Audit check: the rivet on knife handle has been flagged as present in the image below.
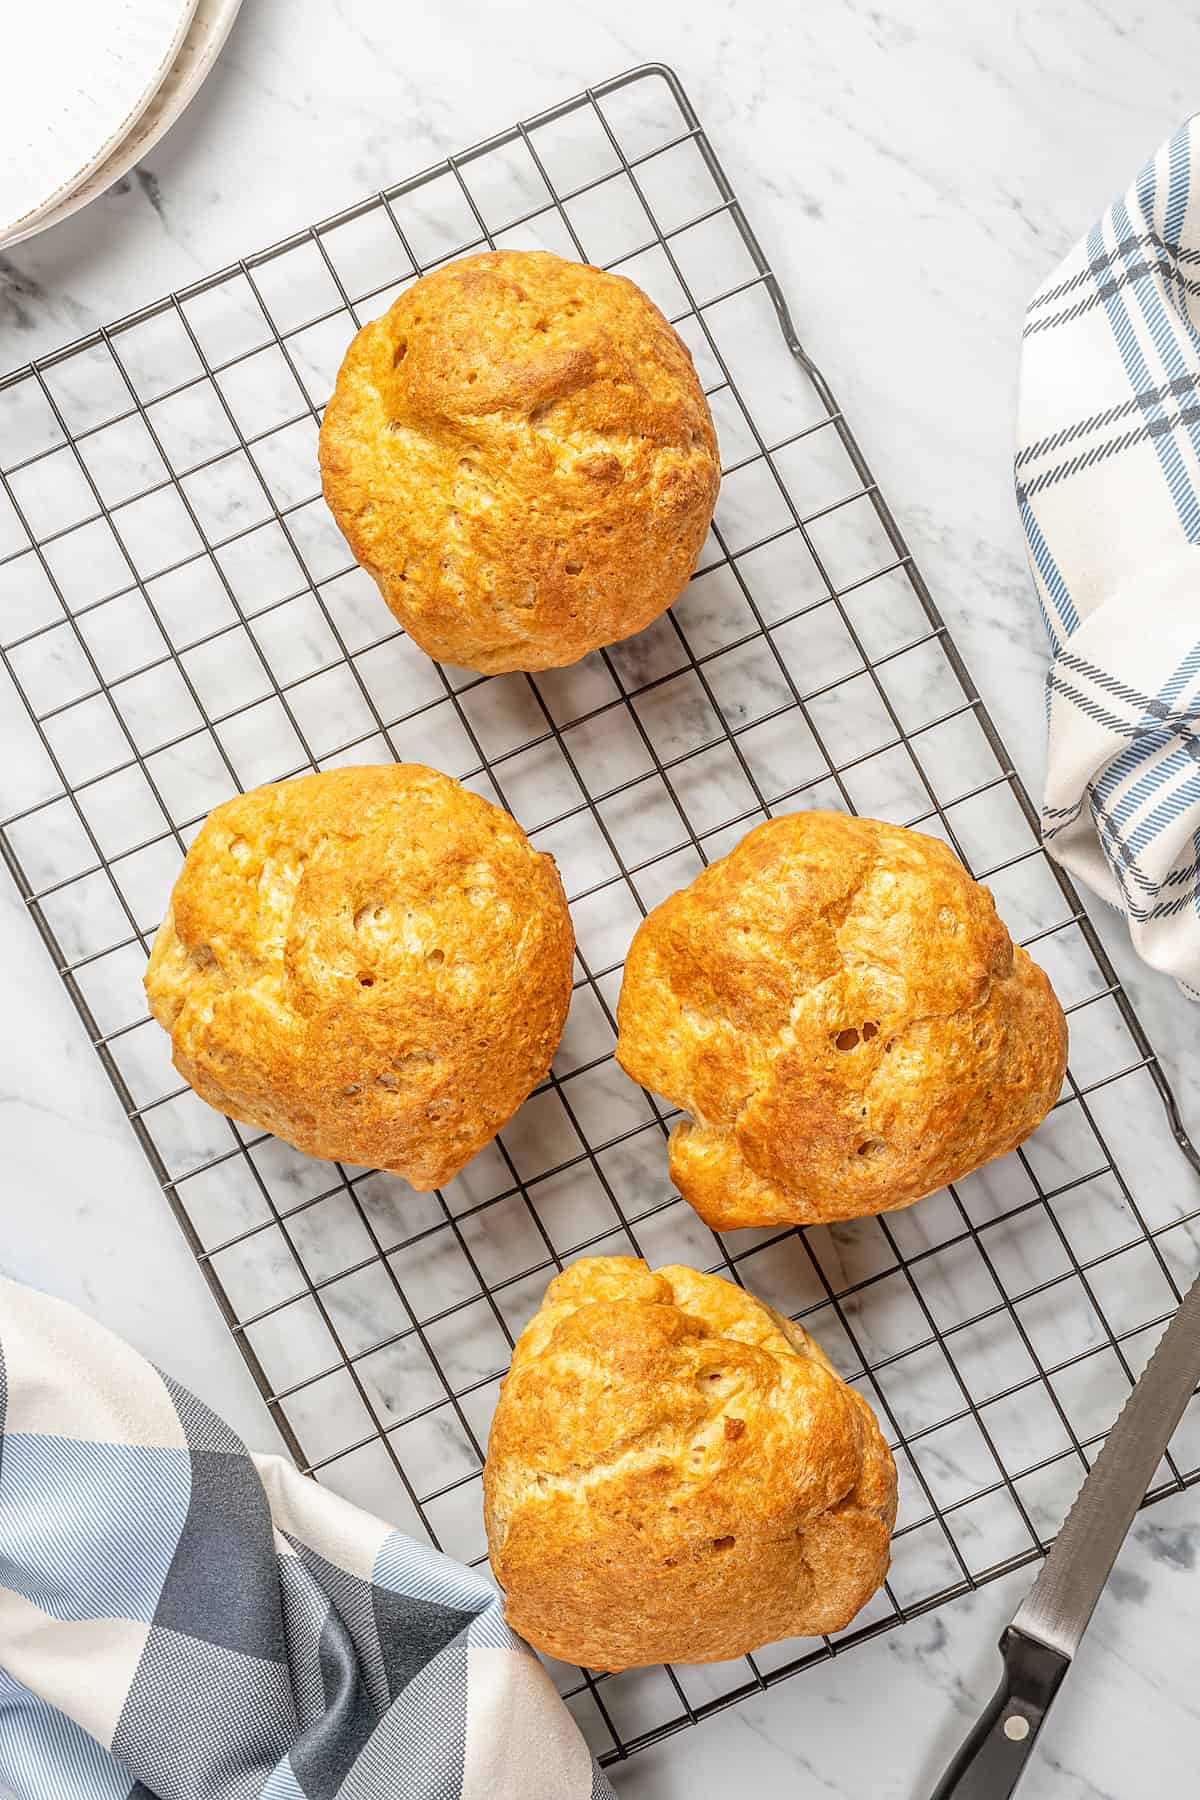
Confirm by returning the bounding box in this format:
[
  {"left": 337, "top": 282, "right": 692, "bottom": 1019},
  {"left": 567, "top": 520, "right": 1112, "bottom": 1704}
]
[{"left": 930, "top": 1628, "right": 1069, "bottom": 1800}]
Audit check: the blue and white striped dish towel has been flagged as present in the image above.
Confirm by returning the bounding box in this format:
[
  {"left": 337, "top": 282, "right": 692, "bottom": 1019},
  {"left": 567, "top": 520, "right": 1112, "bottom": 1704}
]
[
  {"left": 0, "top": 1277, "right": 614, "bottom": 1800},
  {"left": 1017, "top": 117, "right": 1200, "bottom": 998}
]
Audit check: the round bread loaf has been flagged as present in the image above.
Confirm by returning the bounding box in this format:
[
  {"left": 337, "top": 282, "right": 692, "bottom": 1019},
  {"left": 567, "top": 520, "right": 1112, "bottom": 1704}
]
[
  {"left": 483, "top": 1256, "right": 896, "bottom": 1669},
  {"left": 616, "top": 811, "right": 1068, "bottom": 1228},
  {"left": 318, "top": 249, "right": 720, "bottom": 673},
  {"left": 143, "top": 764, "right": 573, "bottom": 1188}
]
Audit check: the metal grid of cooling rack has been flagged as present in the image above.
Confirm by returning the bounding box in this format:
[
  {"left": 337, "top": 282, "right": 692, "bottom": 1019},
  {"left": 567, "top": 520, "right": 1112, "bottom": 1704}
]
[{"left": 2, "top": 61, "right": 1200, "bottom": 1771}]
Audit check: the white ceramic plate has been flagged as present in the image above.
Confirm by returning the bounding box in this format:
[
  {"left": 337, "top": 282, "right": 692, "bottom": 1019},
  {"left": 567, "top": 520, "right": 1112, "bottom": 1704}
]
[
  {"left": 3, "top": 0, "right": 245, "bottom": 249},
  {"left": 2, "top": 0, "right": 200, "bottom": 243}
]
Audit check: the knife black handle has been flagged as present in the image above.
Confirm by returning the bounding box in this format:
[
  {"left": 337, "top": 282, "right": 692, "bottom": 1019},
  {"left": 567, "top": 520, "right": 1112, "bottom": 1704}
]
[{"left": 929, "top": 1626, "right": 1070, "bottom": 1800}]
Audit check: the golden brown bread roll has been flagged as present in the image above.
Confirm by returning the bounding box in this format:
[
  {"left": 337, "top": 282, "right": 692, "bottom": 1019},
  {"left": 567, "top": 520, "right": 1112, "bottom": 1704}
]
[
  {"left": 318, "top": 249, "right": 720, "bottom": 673},
  {"left": 144, "top": 764, "right": 573, "bottom": 1187},
  {"left": 615, "top": 810, "right": 1067, "bottom": 1228},
  {"left": 483, "top": 1256, "right": 896, "bottom": 1669}
]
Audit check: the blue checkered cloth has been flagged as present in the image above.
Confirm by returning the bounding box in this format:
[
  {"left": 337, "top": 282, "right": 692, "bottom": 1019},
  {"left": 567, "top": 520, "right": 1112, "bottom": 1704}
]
[
  {"left": 1017, "top": 117, "right": 1200, "bottom": 997},
  {"left": 0, "top": 1278, "right": 614, "bottom": 1800}
]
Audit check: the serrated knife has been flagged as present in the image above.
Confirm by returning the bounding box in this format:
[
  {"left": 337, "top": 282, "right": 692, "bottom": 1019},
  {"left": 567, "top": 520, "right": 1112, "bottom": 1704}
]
[{"left": 930, "top": 1264, "right": 1200, "bottom": 1799}]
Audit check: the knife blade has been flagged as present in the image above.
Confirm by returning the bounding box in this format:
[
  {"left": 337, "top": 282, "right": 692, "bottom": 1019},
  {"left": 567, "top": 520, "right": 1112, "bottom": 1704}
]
[{"left": 930, "top": 1261, "right": 1200, "bottom": 1800}]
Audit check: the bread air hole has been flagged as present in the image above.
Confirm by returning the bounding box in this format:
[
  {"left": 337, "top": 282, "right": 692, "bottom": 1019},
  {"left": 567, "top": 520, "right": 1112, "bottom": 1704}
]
[
  {"left": 834, "top": 1020, "right": 879, "bottom": 1051},
  {"left": 564, "top": 560, "right": 583, "bottom": 575},
  {"left": 376, "top": 1053, "right": 434, "bottom": 1090},
  {"left": 357, "top": 971, "right": 375, "bottom": 987},
  {"left": 393, "top": 339, "right": 408, "bottom": 365},
  {"left": 857, "top": 1138, "right": 886, "bottom": 1158},
  {"left": 711, "top": 1536, "right": 736, "bottom": 1552},
  {"left": 426, "top": 948, "right": 444, "bottom": 965}
]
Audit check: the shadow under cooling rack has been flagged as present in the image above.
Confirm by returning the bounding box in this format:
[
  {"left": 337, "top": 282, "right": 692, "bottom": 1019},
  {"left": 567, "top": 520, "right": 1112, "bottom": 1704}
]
[{"left": 2, "top": 62, "right": 1200, "bottom": 1768}]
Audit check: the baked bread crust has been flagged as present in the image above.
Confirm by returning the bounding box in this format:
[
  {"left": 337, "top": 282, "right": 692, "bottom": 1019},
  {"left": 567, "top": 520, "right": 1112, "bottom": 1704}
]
[
  {"left": 318, "top": 249, "right": 719, "bottom": 674},
  {"left": 615, "top": 811, "right": 1068, "bottom": 1228},
  {"left": 143, "top": 764, "right": 573, "bottom": 1188},
  {"left": 483, "top": 1256, "right": 896, "bottom": 1669}
]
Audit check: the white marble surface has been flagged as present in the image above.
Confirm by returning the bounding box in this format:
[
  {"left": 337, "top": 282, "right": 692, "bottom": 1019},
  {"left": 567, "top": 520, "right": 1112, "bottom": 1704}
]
[{"left": 3, "top": 2, "right": 1200, "bottom": 1795}]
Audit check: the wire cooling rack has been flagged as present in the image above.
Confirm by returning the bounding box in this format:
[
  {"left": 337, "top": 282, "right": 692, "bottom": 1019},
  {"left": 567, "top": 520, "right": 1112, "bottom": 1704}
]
[{"left": 3, "top": 61, "right": 1200, "bottom": 1771}]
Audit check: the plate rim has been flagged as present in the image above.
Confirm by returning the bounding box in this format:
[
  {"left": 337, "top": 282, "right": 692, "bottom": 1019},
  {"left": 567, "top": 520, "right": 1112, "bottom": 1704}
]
[
  {"left": 0, "top": 0, "right": 244, "bottom": 252},
  {"left": 1, "top": 0, "right": 202, "bottom": 241}
]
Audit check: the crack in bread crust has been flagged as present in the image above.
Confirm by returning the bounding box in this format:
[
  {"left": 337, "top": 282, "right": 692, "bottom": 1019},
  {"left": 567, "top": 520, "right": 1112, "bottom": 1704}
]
[
  {"left": 615, "top": 811, "right": 1068, "bottom": 1227},
  {"left": 482, "top": 1257, "right": 897, "bottom": 1669}
]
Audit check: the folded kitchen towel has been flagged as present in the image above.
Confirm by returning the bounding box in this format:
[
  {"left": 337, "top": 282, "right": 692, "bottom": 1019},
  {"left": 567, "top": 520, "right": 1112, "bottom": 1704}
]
[
  {"left": 0, "top": 1276, "right": 614, "bottom": 1800},
  {"left": 1017, "top": 116, "right": 1200, "bottom": 997}
]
